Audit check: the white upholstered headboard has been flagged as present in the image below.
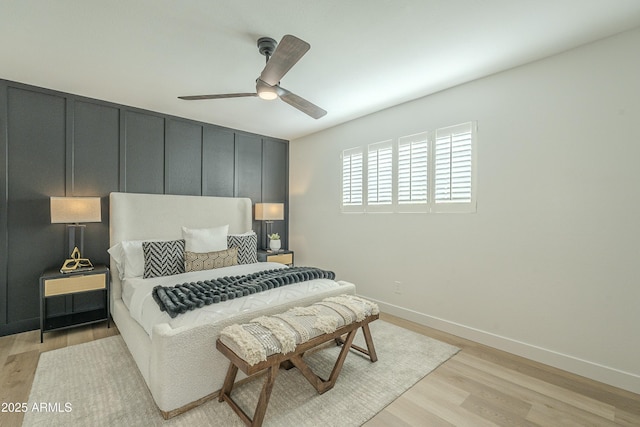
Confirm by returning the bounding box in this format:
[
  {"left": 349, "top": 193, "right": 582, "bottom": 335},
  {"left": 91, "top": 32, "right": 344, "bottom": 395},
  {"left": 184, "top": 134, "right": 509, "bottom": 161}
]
[{"left": 109, "top": 192, "right": 253, "bottom": 300}]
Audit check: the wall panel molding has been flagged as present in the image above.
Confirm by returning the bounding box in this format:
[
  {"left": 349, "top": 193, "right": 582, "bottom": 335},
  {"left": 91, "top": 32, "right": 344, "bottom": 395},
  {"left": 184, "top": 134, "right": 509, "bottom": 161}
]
[
  {"left": 203, "top": 127, "right": 235, "bottom": 197},
  {"left": 7, "top": 86, "right": 66, "bottom": 323},
  {"left": 0, "top": 81, "right": 8, "bottom": 326},
  {"left": 262, "top": 138, "right": 289, "bottom": 248},
  {"left": 0, "top": 78, "right": 288, "bottom": 336},
  {"left": 65, "top": 98, "right": 75, "bottom": 195},
  {"left": 165, "top": 118, "right": 203, "bottom": 196}
]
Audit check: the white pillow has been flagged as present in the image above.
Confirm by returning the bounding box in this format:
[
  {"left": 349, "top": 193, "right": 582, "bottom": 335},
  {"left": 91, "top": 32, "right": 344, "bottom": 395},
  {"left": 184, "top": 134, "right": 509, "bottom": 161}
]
[
  {"left": 182, "top": 225, "right": 229, "bottom": 252},
  {"left": 108, "top": 239, "right": 161, "bottom": 279},
  {"left": 121, "top": 240, "right": 148, "bottom": 278},
  {"left": 107, "top": 243, "right": 125, "bottom": 280}
]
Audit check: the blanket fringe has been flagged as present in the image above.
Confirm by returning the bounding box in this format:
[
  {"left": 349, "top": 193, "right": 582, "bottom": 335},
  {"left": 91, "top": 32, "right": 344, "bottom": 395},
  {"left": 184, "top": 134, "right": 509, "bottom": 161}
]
[{"left": 220, "top": 324, "right": 266, "bottom": 365}]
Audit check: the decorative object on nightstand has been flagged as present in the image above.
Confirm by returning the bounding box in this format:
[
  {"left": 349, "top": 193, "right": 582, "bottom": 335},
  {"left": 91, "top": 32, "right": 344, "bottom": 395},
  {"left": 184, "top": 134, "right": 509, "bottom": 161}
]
[
  {"left": 268, "top": 233, "right": 281, "bottom": 251},
  {"left": 257, "top": 249, "right": 294, "bottom": 266},
  {"left": 254, "top": 202, "right": 284, "bottom": 250},
  {"left": 39, "top": 265, "right": 110, "bottom": 343},
  {"left": 50, "top": 196, "right": 102, "bottom": 273}
]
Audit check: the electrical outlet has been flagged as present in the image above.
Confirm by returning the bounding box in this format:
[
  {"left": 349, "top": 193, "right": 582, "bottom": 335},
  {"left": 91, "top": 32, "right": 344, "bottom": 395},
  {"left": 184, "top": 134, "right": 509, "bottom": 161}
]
[{"left": 393, "top": 281, "right": 402, "bottom": 294}]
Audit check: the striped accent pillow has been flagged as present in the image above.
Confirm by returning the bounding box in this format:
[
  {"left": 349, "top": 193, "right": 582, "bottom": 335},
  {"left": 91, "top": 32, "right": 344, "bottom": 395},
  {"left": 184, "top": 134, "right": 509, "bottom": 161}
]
[
  {"left": 142, "top": 239, "right": 186, "bottom": 279},
  {"left": 227, "top": 231, "right": 257, "bottom": 264}
]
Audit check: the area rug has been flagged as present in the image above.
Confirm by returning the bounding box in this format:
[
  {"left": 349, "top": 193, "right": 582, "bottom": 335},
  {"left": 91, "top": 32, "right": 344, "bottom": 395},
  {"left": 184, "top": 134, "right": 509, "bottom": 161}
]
[{"left": 23, "top": 320, "right": 458, "bottom": 426}]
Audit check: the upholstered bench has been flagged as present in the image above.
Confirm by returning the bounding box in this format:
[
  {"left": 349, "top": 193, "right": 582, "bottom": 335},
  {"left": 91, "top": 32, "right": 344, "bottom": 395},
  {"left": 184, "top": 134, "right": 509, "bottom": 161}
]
[{"left": 216, "top": 294, "right": 379, "bottom": 427}]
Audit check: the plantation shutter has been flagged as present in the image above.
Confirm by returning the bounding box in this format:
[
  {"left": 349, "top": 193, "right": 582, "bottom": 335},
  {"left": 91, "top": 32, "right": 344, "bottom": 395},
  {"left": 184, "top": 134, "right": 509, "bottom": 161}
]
[
  {"left": 342, "top": 148, "right": 363, "bottom": 208},
  {"left": 434, "top": 122, "right": 473, "bottom": 204},
  {"left": 367, "top": 141, "right": 393, "bottom": 206},
  {"left": 398, "top": 132, "right": 428, "bottom": 205}
]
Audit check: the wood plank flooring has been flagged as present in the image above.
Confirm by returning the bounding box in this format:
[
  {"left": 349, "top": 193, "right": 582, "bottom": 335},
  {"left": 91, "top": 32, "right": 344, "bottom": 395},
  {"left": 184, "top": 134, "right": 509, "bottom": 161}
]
[
  {"left": 366, "top": 314, "right": 640, "bottom": 426},
  {"left": 1, "top": 314, "right": 638, "bottom": 426}
]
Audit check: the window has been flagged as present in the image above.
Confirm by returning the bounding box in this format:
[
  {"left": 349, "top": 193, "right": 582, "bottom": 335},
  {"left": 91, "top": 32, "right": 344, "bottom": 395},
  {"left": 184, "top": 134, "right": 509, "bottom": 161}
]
[
  {"left": 367, "top": 141, "right": 393, "bottom": 207},
  {"left": 398, "top": 132, "right": 428, "bottom": 210},
  {"left": 433, "top": 122, "right": 475, "bottom": 212},
  {"left": 341, "top": 147, "right": 363, "bottom": 211},
  {"left": 341, "top": 121, "right": 476, "bottom": 213}
]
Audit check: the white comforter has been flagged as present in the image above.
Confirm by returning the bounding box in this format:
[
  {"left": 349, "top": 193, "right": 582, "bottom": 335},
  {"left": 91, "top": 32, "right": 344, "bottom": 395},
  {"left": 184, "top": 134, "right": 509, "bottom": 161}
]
[{"left": 122, "top": 262, "right": 344, "bottom": 336}]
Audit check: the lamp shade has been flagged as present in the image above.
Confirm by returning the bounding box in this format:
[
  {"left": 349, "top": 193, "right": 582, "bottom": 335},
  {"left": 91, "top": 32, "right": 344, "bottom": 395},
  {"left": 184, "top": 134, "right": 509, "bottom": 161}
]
[
  {"left": 254, "top": 203, "right": 284, "bottom": 221},
  {"left": 50, "top": 197, "right": 102, "bottom": 224}
]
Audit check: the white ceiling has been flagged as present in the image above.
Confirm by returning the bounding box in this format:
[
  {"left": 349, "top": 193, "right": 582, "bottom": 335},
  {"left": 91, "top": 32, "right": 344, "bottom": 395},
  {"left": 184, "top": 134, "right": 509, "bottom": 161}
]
[{"left": 2, "top": 1, "right": 640, "bottom": 140}]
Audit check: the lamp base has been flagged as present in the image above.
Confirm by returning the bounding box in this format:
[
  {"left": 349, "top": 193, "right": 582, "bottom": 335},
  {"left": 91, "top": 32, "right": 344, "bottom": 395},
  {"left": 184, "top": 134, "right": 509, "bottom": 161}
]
[
  {"left": 263, "top": 220, "right": 274, "bottom": 251},
  {"left": 60, "top": 247, "right": 95, "bottom": 274},
  {"left": 67, "top": 224, "right": 87, "bottom": 257}
]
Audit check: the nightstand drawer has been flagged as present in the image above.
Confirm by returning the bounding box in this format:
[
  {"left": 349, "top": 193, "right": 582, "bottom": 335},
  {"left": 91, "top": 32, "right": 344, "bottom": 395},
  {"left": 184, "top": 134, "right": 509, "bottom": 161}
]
[
  {"left": 268, "top": 253, "right": 293, "bottom": 265},
  {"left": 44, "top": 273, "right": 106, "bottom": 296}
]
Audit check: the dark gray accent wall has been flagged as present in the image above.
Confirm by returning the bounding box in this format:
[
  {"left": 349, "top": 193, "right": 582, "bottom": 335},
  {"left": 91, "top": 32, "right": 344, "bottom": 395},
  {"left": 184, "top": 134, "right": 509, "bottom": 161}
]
[
  {"left": 124, "top": 111, "right": 165, "bottom": 194},
  {"left": 73, "top": 100, "right": 120, "bottom": 268},
  {"left": 0, "top": 81, "right": 9, "bottom": 329},
  {"left": 262, "top": 138, "right": 289, "bottom": 246},
  {"left": 7, "top": 88, "right": 66, "bottom": 325},
  {"left": 203, "top": 128, "right": 235, "bottom": 197},
  {"left": 165, "top": 119, "right": 202, "bottom": 196},
  {"left": 0, "top": 79, "right": 289, "bottom": 336}
]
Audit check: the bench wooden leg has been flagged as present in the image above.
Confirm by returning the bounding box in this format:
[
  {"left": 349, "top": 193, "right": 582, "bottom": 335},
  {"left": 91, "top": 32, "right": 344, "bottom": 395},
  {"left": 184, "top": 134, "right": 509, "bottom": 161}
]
[
  {"left": 220, "top": 363, "right": 279, "bottom": 427},
  {"left": 326, "top": 328, "right": 357, "bottom": 390},
  {"left": 335, "top": 324, "right": 378, "bottom": 362},
  {"left": 251, "top": 364, "right": 279, "bottom": 427},
  {"left": 361, "top": 323, "right": 378, "bottom": 362},
  {"left": 291, "top": 328, "right": 358, "bottom": 394},
  {"left": 219, "top": 362, "right": 239, "bottom": 402}
]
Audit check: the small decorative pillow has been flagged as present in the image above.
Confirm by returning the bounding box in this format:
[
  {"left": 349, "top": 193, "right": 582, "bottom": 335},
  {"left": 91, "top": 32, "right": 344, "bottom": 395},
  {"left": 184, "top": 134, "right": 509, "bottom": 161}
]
[
  {"left": 142, "top": 239, "right": 186, "bottom": 279},
  {"left": 182, "top": 225, "right": 229, "bottom": 252},
  {"left": 185, "top": 247, "right": 238, "bottom": 272},
  {"left": 227, "top": 231, "right": 258, "bottom": 264}
]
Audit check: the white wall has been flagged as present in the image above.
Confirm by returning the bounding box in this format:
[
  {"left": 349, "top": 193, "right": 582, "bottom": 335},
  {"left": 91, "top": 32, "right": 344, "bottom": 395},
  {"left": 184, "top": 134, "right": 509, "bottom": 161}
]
[{"left": 290, "top": 27, "right": 640, "bottom": 393}]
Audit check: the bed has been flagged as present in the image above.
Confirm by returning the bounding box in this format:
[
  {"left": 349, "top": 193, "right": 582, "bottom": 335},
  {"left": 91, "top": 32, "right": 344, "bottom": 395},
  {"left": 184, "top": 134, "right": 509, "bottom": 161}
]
[{"left": 108, "top": 192, "right": 356, "bottom": 418}]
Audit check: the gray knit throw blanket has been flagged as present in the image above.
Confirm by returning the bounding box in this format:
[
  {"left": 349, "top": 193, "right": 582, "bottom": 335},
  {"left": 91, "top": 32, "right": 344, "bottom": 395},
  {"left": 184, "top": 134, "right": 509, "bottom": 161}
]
[{"left": 152, "top": 267, "right": 336, "bottom": 318}]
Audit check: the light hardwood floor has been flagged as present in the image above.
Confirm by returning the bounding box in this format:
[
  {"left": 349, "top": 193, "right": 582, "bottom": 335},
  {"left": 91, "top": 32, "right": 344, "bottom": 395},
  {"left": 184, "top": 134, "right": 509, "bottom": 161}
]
[{"left": 1, "top": 314, "right": 638, "bottom": 426}]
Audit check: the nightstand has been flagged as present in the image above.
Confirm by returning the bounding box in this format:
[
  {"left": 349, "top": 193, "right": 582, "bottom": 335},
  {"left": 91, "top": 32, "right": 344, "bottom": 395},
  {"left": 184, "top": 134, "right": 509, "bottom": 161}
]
[
  {"left": 257, "top": 249, "right": 294, "bottom": 266},
  {"left": 39, "top": 265, "right": 110, "bottom": 343}
]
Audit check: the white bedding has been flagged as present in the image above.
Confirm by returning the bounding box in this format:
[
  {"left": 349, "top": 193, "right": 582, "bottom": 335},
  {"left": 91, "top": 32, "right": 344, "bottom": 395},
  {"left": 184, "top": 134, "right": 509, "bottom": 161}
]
[
  {"left": 109, "top": 192, "right": 358, "bottom": 416},
  {"left": 123, "top": 262, "right": 344, "bottom": 336}
]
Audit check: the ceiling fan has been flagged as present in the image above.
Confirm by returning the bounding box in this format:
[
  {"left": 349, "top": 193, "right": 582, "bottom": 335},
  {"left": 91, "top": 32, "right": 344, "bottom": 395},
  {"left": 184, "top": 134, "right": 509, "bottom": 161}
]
[{"left": 178, "top": 35, "right": 327, "bottom": 119}]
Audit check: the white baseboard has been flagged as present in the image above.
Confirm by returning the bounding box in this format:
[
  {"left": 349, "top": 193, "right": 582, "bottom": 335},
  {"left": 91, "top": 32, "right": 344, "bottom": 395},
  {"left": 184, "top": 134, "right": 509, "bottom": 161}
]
[{"left": 364, "top": 296, "right": 640, "bottom": 395}]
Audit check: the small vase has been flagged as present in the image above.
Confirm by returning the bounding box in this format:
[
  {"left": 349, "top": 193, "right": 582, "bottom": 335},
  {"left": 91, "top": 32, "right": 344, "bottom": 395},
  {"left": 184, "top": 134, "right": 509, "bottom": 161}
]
[{"left": 269, "top": 239, "right": 281, "bottom": 251}]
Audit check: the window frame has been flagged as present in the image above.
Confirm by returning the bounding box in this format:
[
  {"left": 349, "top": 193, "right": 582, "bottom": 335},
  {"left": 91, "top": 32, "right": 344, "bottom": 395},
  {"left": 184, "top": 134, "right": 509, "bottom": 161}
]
[
  {"left": 341, "top": 147, "right": 364, "bottom": 213},
  {"left": 431, "top": 122, "right": 477, "bottom": 214},
  {"left": 366, "top": 140, "right": 394, "bottom": 213},
  {"left": 397, "top": 131, "right": 429, "bottom": 213},
  {"left": 340, "top": 121, "right": 477, "bottom": 214}
]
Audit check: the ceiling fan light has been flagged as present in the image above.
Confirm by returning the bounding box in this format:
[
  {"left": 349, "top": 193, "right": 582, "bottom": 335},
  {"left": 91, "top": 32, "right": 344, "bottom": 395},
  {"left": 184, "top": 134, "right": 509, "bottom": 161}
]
[{"left": 257, "top": 86, "right": 278, "bottom": 100}]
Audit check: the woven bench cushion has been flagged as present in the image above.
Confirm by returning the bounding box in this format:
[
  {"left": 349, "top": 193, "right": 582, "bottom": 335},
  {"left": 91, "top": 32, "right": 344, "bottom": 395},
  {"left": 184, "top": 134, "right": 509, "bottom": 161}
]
[{"left": 219, "top": 294, "right": 379, "bottom": 365}]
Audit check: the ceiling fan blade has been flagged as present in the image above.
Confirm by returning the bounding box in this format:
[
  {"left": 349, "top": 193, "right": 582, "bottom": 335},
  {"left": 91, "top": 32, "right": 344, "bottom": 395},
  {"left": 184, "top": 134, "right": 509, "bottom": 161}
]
[
  {"left": 260, "top": 35, "right": 310, "bottom": 86},
  {"left": 178, "top": 93, "right": 257, "bottom": 100},
  {"left": 276, "top": 86, "right": 327, "bottom": 119}
]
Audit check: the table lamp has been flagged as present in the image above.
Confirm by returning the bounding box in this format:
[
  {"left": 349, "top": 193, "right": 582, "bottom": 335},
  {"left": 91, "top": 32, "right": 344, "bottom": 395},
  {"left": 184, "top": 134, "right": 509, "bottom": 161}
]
[
  {"left": 254, "top": 203, "right": 284, "bottom": 250},
  {"left": 50, "top": 196, "right": 101, "bottom": 272}
]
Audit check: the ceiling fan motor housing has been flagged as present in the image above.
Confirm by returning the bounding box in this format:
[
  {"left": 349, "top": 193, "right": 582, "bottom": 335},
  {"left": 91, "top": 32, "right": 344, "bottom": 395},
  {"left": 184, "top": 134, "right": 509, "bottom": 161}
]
[{"left": 257, "top": 37, "right": 277, "bottom": 59}]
